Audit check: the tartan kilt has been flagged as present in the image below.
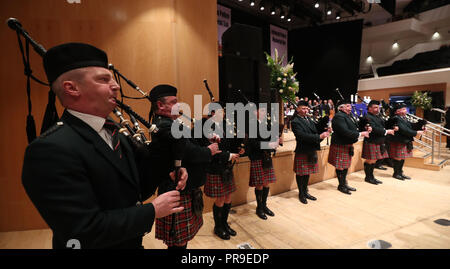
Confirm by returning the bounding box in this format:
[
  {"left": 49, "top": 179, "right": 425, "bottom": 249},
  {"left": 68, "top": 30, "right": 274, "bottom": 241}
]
[
  {"left": 155, "top": 191, "right": 203, "bottom": 247},
  {"left": 362, "top": 142, "right": 389, "bottom": 160},
  {"left": 388, "top": 141, "right": 413, "bottom": 159},
  {"left": 204, "top": 173, "right": 237, "bottom": 198},
  {"left": 327, "top": 144, "right": 353, "bottom": 169},
  {"left": 293, "top": 153, "right": 319, "bottom": 176},
  {"left": 249, "top": 160, "right": 276, "bottom": 187}
]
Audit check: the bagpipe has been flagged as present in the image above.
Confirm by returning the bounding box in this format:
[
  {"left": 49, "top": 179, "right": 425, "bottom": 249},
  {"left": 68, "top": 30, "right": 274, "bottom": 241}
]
[
  {"left": 203, "top": 80, "right": 245, "bottom": 155},
  {"left": 8, "top": 17, "right": 158, "bottom": 148}
]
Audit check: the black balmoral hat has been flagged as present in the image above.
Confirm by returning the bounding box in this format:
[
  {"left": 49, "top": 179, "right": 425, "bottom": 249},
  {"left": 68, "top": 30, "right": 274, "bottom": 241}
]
[
  {"left": 43, "top": 42, "right": 108, "bottom": 84},
  {"left": 149, "top": 84, "right": 177, "bottom": 102}
]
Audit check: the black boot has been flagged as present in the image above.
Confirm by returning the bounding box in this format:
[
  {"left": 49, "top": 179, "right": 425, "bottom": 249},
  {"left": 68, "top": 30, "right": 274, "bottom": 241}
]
[
  {"left": 213, "top": 204, "right": 230, "bottom": 240},
  {"left": 336, "top": 170, "right": 351, "bottom": 195},
  {"left": 296, "top": 176, "right": 307, "bottom": 204},
  {"left": 371, "top": 163, "right": 383, "bottom": 184},
  {"left": 262, "top": 187, "right": 275, "bottom": 217},
  {"left": 343, "top": 169, "right": 356, "bottom": 191},
  {"left": 255, "top": 189, "right": 267, "bottom": 220},
  {"left": 222, "top": 203, "right": 236, "bottom": 236},
  {"left": 364, "top": 163, "right": 378, "bottom": 185},
  {"left": 392, "top": 159, "right": 404, "bottom": 180},
  {"left": 303, "top": 175, "right": 317, "bottom": 201},
  {"left": 375, "top": 159, "right": 387, "bottom": 170},
  {"left": 399, "top": 159, "right": 411, "bottom": 180},
  {"left": 384, "top": 158, "right": 393, "bottom": 168}
]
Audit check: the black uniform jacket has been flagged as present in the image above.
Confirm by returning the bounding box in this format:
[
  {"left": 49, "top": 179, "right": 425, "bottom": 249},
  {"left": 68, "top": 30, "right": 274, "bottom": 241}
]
[
  {"left": 22, "top": 110, "right": 158, "bottom": 249},
  {"left": 204, "top": 119, "right": 233, "bottom": 175},
  {"left": 291, "top": 114, "right": 322, "bottom": 153},
  {"left": 387, "top": 115, "right": 417, "bottom": 144},
  {"left": 152, "top": 115, "right": 211, "bottom": 194},
  {"left": 364, "top": 112, "right": 386, "bottom": 144},
  {"left": 246, "top": 120, "right": 276, "bottom": 161},
  {"left": 331, "top": 111, "right": 359, "bottom": 145}
]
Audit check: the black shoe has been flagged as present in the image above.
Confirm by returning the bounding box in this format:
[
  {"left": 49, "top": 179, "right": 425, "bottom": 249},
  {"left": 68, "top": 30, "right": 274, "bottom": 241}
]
[
  {"left": 374, "top": 165, "right": 387, "bottom": 170},
  {"left": 401, "top": 174, "right": 411, "bottom": 180},
  {"left": 222, "top": 203, "right": 236, "bottom": 236},
  {"left": 256, "top": 206, "right": 267, "bottom": 220},
  {"left": 213, "top": 204, "right": 230, "bottom": 240},
  {"left": 305, "top": 193, "right": 317, "bottom": 201},
  {"left": 393, "top": 173, "right": 404, "bottom": 180},
  {"left": 338, "top": 185, "right": 351, "bottom": 195},
  {"left": 373, "top": 178, "right": 383, "bottom": 184},
  {"left": 365, "top": 178, "right": 378, "bottom": 185},
  {"left": 299, "top": 194, "right": 308, "bottom": 204},
  {"left": 262, "top": 187, "right": 275, "bottom": 217}
]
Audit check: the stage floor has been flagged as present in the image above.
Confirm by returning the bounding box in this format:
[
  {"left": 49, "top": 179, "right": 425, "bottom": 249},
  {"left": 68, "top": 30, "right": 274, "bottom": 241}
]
[{"left": 1, "top": 165, "right": 449, "bottom": 249}]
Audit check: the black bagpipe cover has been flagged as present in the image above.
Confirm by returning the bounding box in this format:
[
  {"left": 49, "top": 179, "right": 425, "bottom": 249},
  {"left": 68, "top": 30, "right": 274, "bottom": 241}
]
[
  {"left": 358, "top": 117, "right": 370, "bottom": 132},
  {"left": 385, "top": 117, "right": 398, "bottom": 129},
  {"left": 411, "top": 119, "right": 427, "bottom": 131},
  {"left": 315, "top": 116, "right": 329, "bottom": 132}
]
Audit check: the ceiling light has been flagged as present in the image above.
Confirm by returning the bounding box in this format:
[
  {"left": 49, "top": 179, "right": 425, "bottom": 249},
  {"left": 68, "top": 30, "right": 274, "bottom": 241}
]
[
  {"left": 432, "top": 31, "right": 440, "bottom": 39},
  {"left": 392, "top": 42, "right": 399, "bottom": 49},
  {"left": 270, "top": 6, "right": 276, "bottom": 15},
  {"left": 336, "top": 13, "right": 341, "bottom": 20},
  {"left": 327, "top": 9, "right": 332, "bottom": 15},
  {"left": 315, "top": 2, "right": 320, "bottom": 8},
  {"left": 366, "top": 56, "right": 373, "bottom": 63},
  {"left": 250, "top": 1, "right": 255, "bottom": 7}
]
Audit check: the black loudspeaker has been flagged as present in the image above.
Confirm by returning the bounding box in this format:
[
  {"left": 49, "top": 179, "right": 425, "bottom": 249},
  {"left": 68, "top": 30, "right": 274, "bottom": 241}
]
[
  {"left": 219, "top": 54, "right": 271, "bottom": 105},
  {"left": 222, "top": 23, "right": 263, "bottom": 61}
]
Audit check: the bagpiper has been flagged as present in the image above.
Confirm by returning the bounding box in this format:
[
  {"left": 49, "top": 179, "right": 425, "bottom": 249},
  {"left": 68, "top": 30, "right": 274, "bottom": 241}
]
[{"left": 328, "top": 99, "right": 371, "bottom": 194}]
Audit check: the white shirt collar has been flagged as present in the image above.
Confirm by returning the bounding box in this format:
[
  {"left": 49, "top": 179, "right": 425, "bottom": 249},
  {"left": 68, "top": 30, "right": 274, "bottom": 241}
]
[{"left": 67, "top": 109, "right": 106, "bottom": 133}]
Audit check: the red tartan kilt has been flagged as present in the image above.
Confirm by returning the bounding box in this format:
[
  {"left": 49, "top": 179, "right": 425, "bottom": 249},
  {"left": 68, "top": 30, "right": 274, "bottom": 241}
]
[
  {"left": 155, "top": 191, "right": 203, "bottom": 247},
  {"left": 249, "top": 160, "right": 276, "bottom": 187},
  {"left": 204, "top": 173, "right": 236, "bottom": 198},
  {"left": 388, "top": 141, "right": 413, "bottom": 159},
  {"left": 293, "top": 153, "right": 318, "bottom": 176},
  {"left": 327, "top": 144, "right": 353, "bottom": 169},
  {"left": 362, "top": 142, "right": 389, "bottom": 160}
]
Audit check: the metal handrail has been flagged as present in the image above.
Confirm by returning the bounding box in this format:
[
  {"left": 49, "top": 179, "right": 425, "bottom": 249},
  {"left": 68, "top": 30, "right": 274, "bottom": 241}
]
[{"left": 405, "top": 113, "right": 450, "bottom": 164}]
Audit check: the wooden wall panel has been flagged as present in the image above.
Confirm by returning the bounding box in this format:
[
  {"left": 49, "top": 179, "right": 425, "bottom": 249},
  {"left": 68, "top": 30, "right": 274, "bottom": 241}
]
[
  {"left": 0, "top": 0, "right": 218, "bottom": 232},
  {"left": 357, "top": 83, "right": 446, "bottom": 104}
]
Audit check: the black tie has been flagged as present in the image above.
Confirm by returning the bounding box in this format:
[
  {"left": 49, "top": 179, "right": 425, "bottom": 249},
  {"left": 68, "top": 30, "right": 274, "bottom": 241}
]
[{"left": 103, "top": 119, "right": 122, "bottom": 158}]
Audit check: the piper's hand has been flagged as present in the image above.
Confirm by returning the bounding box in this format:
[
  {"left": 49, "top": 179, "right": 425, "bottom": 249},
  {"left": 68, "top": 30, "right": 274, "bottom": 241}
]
[
  {"left": 152, "top": 190, "right": 184, "bottom": 218},
  {"left": 208, "top": 143, "right": 222, "bottom": 156},
  {"left": 393, "top": 126, "right": 399, "bottom": 132},
  {"left": 169, "top": 167, "right": 188, "bottom": 191},
  {"left": 268, "top": 140, "right": 280, "bottom": 149},
  {"left": 360, "top": 131, "right": 370, "bottom": 138},
  {"left": 238, "top": 147, "right": 245, "bottom": 155},
  {"left": 208, "top": 133, "right": 221, "bottom": 144},
  {"left": 417, "top": 130, "right": 424, "bottom": 136},
  {"left": 367, "top": 126, "right": 373, "bottom": 133},
  {"left": 386, "top": 129, "right": 395, "bottom": 135},
  {"left": 230, "top": 153, "right": 240, "bottom": 161},
  {"left": 320, "top": 131, "right": 330, "bottom": 139}
]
